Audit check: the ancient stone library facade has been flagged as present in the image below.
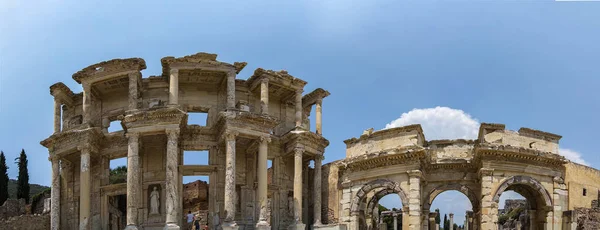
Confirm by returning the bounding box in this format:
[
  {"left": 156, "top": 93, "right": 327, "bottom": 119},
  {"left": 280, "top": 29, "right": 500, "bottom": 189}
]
[{"left": 42, "top": 52, "right": 600, "bottom": 230}]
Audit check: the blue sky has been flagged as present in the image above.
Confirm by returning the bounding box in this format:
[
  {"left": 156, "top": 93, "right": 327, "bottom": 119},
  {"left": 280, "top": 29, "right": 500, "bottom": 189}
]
[{"left": 1, "top": 0, "right": 599, "bottom": 225}]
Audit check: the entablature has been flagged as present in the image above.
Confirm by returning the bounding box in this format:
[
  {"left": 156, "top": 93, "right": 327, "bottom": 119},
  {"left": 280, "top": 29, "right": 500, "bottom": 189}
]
[
  {"left": 281, "top": 130, "right": 330, "bottom": 158},
  {"left": 302, "top": 88, "right": 330, "bottom": 108},
  {"left": 160, "top": 52, "right": 245, "bottom": 78},
  {"left": 474, "top": 143, "right": 567, "bottom": 170},
  {"left": 41, "top": 127, "right": 103, "bottom": 157},
  {"left": 213, "top": 110, "right": 279, "bottom": 141},
  {"left": 121, "top": 107, "right": 187, "bottom": 132},
  {"left": 50, "top": 82, "right": 75, "bottom": 106},
  {"left": 72, "top": 58, "right": 146, "bottom": 84}
]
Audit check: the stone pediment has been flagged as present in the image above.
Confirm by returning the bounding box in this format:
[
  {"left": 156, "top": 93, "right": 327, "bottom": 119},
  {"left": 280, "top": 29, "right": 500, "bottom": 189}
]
[
  {"left": 160, "top": 52, "right": 245, "bottom": 78},
  {"left": 72, "top": 58, "right": 146, "bottom": 84}
]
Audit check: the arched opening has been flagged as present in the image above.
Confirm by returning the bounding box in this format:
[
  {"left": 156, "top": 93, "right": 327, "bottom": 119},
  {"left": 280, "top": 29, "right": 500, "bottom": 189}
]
[
  {"left": 430, "top": 191, "right": 472, "bottom": 230},
  {"left": 493, "top": 176, "right": 553, "bottom": 230},
  {"left": 368, "top": 191, "right": 404, "bottom": 230},
  {"left": 350, "top": 179, "right": 408, "bottom": 230},
  {"left": 423, "top": 184, "right": 480, "bottom": 230}
]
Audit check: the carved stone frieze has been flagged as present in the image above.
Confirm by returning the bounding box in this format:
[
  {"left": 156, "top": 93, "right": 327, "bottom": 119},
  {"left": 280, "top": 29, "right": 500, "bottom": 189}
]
[{"left": 73, "top": 58, "right": 146, "bottom": 84}]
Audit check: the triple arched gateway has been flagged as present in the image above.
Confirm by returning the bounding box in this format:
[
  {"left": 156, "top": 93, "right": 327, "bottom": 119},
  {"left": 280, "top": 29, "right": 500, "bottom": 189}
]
[{"left": 319, "top": 123, "right": 596, "bottom": 230}]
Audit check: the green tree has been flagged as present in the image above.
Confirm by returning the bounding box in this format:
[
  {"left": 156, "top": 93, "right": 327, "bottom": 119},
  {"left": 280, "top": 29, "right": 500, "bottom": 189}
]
[
  {"left": 109, "top": 166, "right": 127, "bottom": 184},
  {"left": 0, "top": 151, "right": 9, "bottom": 205},
  {"left": 435, "top": 209, "right": 441, "bottom": 225},
  {"left": 15, "top": 149, "right": 29, "bottom": 203},
  {"left": 443, "top": 214, "right": 449, "bottom": 230}
]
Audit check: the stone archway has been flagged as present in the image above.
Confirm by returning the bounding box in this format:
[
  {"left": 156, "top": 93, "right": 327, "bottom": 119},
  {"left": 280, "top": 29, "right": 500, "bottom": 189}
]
[
  {"left": 422, "top": 183, "right": 480, "bottom": 230},
  {"left": 350, "top": 179, "right": 408, "bottom": 230},
  {"left": 492, "top": 175, "right": 553, "bottom": 230}
]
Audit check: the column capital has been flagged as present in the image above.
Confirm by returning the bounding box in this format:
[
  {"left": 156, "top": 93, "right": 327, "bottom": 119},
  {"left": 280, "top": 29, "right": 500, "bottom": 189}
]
[
  {"left": 225, "top": 130, "right": 239, "bottom": 140},
  {"left": 77, "top": 143, "right": 97, "bottom": 154},
  {"left": 295, "top": 88, "right": 303, "bottom": 94},
  {"left": 314, "top": 154, "right": 325, "bottom": 161},
  {"left": 260, "top": 77, "right": 269, "bottom": 84},
  {"left": 169, "top": 68, "right": 179, "bottom": 75},
  {"left": 294, "top": 147, "right": 304, "bottom": 156},
  {"left": 165, "top": 128, "right": 180, "bottom": 138},
  {"left": 479, "top": 168, "right": 494, "bottom": 177},
  {"left": 259, "top": 135, "right": 271, "bottom": 144},
  {"left": 407, "top": 169, "right": 423, "bottom": 178},
  {"left": 449, "top": 213, "right": 454, "bottom": 217},
  {"left": 315, "top": 97, "right": 323, "bottom": 104},
  {"left": 126, "top": 132, "right": 140, "bottom": 139},
  {"left": 82, "top": 82, "right": 91, "bottom": 90}
]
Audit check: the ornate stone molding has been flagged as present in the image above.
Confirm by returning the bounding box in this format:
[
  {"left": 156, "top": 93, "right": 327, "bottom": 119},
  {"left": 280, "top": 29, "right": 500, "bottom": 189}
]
[{"left": 73, "top": 58, "right": 146, "bottom": 84}]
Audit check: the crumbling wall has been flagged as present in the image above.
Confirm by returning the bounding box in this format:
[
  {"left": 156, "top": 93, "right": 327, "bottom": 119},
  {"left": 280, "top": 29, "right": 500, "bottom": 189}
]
[
  {"left": 0, "top": 199, "right": 26, "bottom": 220},
  {"left": 574, "top": 208, "right": 600, "bottom": 229},
  {"left": 1, "top": 214, "right": 50, "bottom": 230}
]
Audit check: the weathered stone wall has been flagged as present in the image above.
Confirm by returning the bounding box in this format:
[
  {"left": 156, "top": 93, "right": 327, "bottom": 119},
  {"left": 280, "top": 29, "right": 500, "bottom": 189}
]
[
  {"left": 183, "top": 180, "right": 209, "bottom": 214},
  {"left": 344, "top": 126, "right": 424, "bottom": 158},
  {"left": 565, "top": 162, "right": 600, "bottom": 209},
  {"left": 1, "top": 214, "right": 50, "bottom": 230},
  {"left": 0, "top": 199, "right": 26, "bottom": 220}
]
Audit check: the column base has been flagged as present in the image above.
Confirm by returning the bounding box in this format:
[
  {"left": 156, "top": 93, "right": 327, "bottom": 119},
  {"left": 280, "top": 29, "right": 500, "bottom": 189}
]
[
  {"left": 124, "top": 225, "right": 139, "bottom": 230},
  {"left": 256, "top": 221, "right": 271, "bottom": 230},
  {"left": 163, "top": 223, "right": 180, "bottom": 230},
  {"left": 222, "top": 221, "right": 240, "bottom": 230},
  {"left": 288, "top": 223, "right": 306, "bottom": 230}
]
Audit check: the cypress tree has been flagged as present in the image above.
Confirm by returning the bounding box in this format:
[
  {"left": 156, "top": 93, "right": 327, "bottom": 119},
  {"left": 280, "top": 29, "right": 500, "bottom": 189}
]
[
  {"left": 0, "top": 151, "right": 8, "bottom": 205},
  {"left": 435, "top": 209, "right": 441, "bottom": 225},
  {"left": 443, "top": 214, "right": 449, "bottom": 230},
  {"left": 15, "top": 149, "right": 29, "bottom": 203}
]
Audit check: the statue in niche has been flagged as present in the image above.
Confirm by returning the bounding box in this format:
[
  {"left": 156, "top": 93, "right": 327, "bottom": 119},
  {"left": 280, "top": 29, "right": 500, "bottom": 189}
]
[{"left": 150, "top": 186, "right": 160, "bottom": 215}]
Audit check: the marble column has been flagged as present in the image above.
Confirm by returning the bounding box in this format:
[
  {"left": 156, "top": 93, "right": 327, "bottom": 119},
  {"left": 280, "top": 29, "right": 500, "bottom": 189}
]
[
  {"left": 223, "top": 131, "right": 239, "bottom": 229},
  {"left": 393, "top": 212, "right": 398, "bottom": 230},
  {"left": 290, "top": 148, "right": 305, "bottom": 230},
  {"left": 449, "top": 213, "right": 454, "bottom": 230},
  {"left": 53, "top": 98, "right": 61, "bottom": 133},
  {"left": 428, "top": 212, "right": 436, "bottom": 230},
  {"left": 128, "top": 72, "right": 139, "bottom": 110},
  {"left": 125, "top": 133, "right": 140, "bottom": 230},
  {"left": 408, "top": 170, "right": 422, "bottom": 230},
  {"left": 169, "top": 69, "right": 179, "bottom": 106},
  {"left": 315, "top": 98, "right": 322, "bottom": 135},
  {"left": 294, "top": 89, "right": 303, "bottom": 128},
  {"left": 82, "top": 83, "right": 92, "bottom": 126},
  {"left": 260, "top": 78, "right": 269, "bottom": 115},
  {"left": 313, "top": 154, "right": 323, "bottom": 226},
  {"left": 256, "top": 136, "right": 271, "bottom": 229},
  {"left": 422, "top": 210, "right": 429, "bottom": 230},
  {"left": 227, "top": 71, "right": 236, "bottom": 109},
  {"left": 101, "top": 117, "right": 110, "bottom": 134},
  {"left": 79, "top": 146, "right": 92, "bottom": 230},
  {"left": 165, "top": 129, "right": 181, "bottom": 230},
  {"left": 50, "top": 158, "right": 61, "bottom": 230}
]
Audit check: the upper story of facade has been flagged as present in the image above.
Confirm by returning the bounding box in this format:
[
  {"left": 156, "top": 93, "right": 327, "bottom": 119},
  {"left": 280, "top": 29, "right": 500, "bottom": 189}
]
[
  {"left": 341, "top": 123, "right": 566, "bottom": 172},
  {"left": 43, "top": 52, "right": 330, "bottom": 158}
]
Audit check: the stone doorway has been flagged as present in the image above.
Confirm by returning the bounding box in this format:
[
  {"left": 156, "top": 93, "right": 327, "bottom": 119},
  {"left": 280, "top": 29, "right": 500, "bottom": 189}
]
[{"left": 108, "top": 194, "right": 126, "bottom": 230}]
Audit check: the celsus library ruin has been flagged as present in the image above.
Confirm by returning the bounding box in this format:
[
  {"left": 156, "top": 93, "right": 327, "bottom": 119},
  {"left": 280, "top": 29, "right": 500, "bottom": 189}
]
[{"left": 41, "top": 52, "right": 600, "bottom": 230}]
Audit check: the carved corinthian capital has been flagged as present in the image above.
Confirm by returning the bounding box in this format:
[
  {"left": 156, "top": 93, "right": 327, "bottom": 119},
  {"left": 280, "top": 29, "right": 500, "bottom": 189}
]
[
  {"left": 294, "top": 147, "right": 304, "bottom": 157},
  {"left": 224, "top": 130, "right": 239, "bottom": 141},
  {"left": 165, "top": 128, "right": 180, "bottom": 139},
  {"left": 259, "top": 135, "right": 271, "bottom": 144}
]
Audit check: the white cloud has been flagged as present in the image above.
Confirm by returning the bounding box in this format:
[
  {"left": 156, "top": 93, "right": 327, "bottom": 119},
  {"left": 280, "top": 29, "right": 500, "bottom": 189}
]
[
  {"left": 384, "top": 106, "right": 480, "bottom": 140},
  {"left": 559, "top": 148, "right": 588, "bottom": 166}
]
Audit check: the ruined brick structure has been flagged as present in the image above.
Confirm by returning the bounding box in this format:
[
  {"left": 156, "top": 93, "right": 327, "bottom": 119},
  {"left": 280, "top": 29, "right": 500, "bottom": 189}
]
[{"left": 41, "top": 52, "right": 600, "bottom": 230}]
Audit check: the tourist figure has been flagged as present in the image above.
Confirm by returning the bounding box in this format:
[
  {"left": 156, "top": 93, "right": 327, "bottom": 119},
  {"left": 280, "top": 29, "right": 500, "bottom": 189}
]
[
  {"left": 186, "top": 211, "right": 195, "bottom": 230},
  {"left": 150, "top": 186, "right": 160, "bottom": 214}
]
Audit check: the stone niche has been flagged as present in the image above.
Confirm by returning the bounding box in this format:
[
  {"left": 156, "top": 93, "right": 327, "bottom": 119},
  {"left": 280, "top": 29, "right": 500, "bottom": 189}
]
[{"left": 147, "top": 184, "right": 162, "bottom": 223}]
